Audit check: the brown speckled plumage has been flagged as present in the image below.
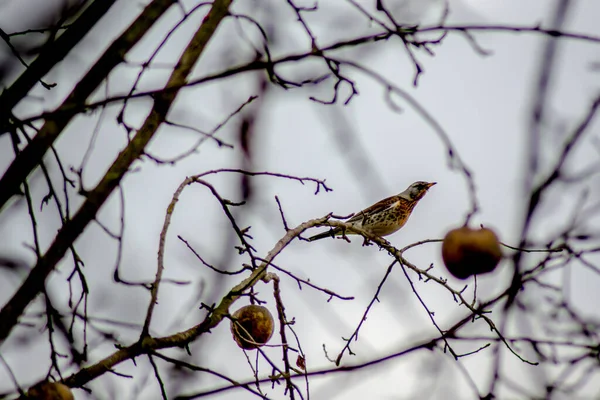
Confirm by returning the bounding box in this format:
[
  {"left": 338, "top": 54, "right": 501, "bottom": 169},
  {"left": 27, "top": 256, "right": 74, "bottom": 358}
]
[{"left": 308, "top": 181, "right": 435, "bottom": 241}]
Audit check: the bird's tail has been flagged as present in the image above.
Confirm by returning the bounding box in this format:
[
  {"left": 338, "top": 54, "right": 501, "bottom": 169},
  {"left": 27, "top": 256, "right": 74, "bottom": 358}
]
[{"left": 308, "top": 229, "right": 340, "bottom": 242}]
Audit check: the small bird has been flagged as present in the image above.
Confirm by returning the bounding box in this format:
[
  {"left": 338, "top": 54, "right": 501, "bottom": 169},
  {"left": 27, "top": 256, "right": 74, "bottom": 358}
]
[{"left": 308, "top": 181, "right": 436, "bottom": 241}]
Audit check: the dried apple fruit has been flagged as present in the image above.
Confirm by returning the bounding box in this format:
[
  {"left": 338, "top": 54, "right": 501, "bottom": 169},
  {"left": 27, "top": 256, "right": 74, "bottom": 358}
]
[
  {"left": 442, "top": 226, "right": 502, "bottom": 279},
  {"left": 230, "top": 305, "right": 274, "bottom": 350},
  {"left": 26, "top": 382, "right": 73, "bottom": 400}
]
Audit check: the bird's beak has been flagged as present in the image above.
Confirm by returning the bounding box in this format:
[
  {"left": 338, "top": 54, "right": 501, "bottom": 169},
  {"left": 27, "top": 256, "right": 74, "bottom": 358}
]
[{"left": 427, "top": 182, "right": 437, "bottom": 188}]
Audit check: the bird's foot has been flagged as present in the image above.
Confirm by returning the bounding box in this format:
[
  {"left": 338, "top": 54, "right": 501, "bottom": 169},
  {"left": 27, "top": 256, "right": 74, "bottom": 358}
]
[{"left": 361, "top": 237, "right": 374, "bottom": 247}]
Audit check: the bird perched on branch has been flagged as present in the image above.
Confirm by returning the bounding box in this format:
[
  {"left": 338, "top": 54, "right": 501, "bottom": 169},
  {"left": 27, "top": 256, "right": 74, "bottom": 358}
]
[{"left": 308, "top": 181, "right": 436, "bottom": 241}]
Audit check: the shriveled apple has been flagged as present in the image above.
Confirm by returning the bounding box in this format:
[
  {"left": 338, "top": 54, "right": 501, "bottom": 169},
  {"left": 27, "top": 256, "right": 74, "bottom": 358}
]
[
  {"left": 441, "top": 226, "right": 503, "bottom": 279},
  {"left": 230, "top": 305, "right": 274, "bottom": 350},
  {"left": 26, "top": 382, "right": 74, "bottom": 400}
]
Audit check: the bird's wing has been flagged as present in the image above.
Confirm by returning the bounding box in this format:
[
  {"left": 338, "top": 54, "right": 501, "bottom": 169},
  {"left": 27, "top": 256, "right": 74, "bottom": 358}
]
[{"left": 346, "top": 195, "right": 399, "bottom": 223}]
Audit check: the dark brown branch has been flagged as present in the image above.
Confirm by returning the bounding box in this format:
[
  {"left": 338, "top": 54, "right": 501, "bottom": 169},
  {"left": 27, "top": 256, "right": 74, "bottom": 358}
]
[
  {"left": 335, "top": 260, "right": 396, "bottom": 365},
  {"left": 256, "top": 257, "right": 354, "bottom": 301},
  {"left": 398, "top": 262, "right": 458, "bottom": 359},
  {"left": 62, "top": 216, "right": 331, "bottom": 388},
  {"left": 178, "top": 272, "right": 532, "bottom": 399},
  {"left": 309, "top": 221, "right": 538, "bottom": 365},
  {"left": 0, "top": 0, "right": 177, "bottom": 212},
  {"left": 0, "top": 0, "right": 118, "bottom": 128},
  {"left": 25, "top": 22, "right": 600, "bottom": 122},
  {"left": 151, "top": 351, "right": 267, "bottom": 398},
  {"left": 195, "top": 169, "right": 332, "bottom": 194},
  {"left": 266, "top": 274, "right": 296, "bottom": 399},
  {"left": 148, "top": 354, "right": 168, "bottom": 400},
  {"left": 178, "top": 235, "right": 248, "bottom": 275},
  {"left": 0, "top": 0, "right": 233, "bottom": 344}
]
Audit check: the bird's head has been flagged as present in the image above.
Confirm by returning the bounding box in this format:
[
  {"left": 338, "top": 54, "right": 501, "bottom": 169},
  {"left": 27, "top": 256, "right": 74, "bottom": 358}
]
[{"left": 400, "top": 181, "right": 436, "bottom": 201}]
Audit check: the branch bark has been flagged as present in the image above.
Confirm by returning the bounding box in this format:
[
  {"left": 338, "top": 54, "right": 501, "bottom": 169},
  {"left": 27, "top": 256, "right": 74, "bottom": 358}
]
[
  {"left": 0, "top": 0, "right": 118, "bottom": 128},
  {"left": 0, "top": 0, "right": 176, "bottom": 211},
  {"left": 0, "top": 0, "right": 234, "bottom": 345},
  {"left": 63, "top": 216, "right": 329, "bottom": 388}
]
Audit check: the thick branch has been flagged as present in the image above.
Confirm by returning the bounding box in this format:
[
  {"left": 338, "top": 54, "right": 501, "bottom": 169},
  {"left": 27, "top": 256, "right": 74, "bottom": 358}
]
[
  {"left": 0, "top": 0, "right": 176, "bottom": 212},
  {"left": 63, "top": 216, "right": 330, "bottom": 387},
  {"left": 19, "top": 22, "right": 600, "bottom": 122},
  {"left": 0, "top": 0, "right": 118, "bottom": 127},
  {"left": 0, "top": 0, "right": 233, "bottom": 344}
]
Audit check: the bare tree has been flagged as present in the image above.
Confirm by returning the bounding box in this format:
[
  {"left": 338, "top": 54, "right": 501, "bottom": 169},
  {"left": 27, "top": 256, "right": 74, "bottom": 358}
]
[{"left": 1, "top": 0, "right": 600, "bottom": 399}]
